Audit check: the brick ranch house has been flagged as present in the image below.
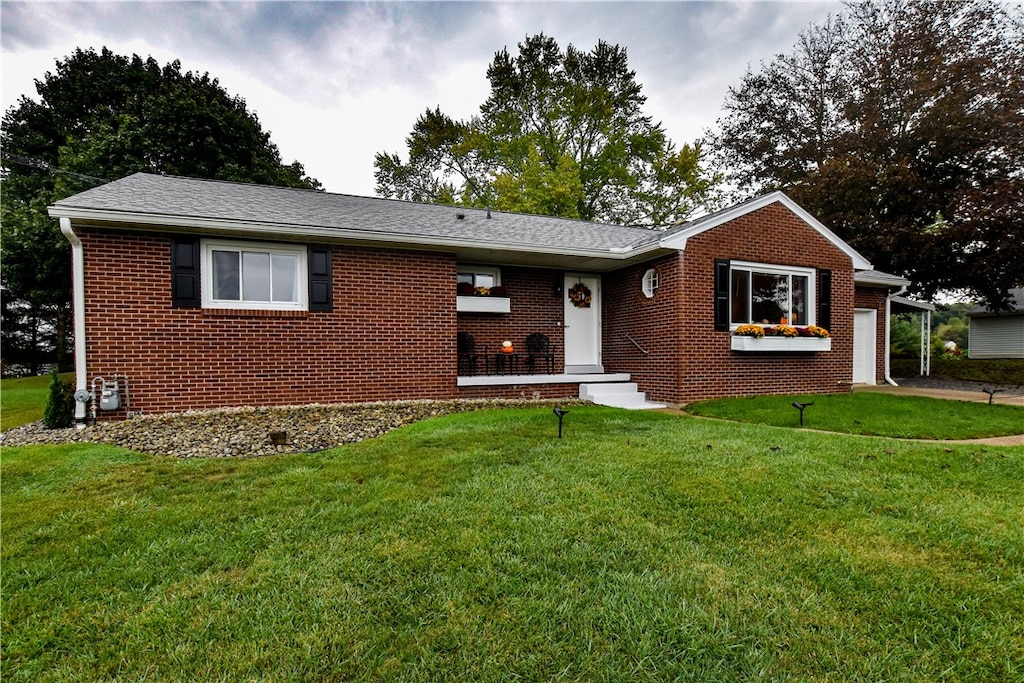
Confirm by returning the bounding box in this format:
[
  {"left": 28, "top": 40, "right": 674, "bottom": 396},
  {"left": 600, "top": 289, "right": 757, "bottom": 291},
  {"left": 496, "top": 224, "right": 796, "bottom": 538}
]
[{"left": 50, "top": 173, "right": 913, "bottom": 422}]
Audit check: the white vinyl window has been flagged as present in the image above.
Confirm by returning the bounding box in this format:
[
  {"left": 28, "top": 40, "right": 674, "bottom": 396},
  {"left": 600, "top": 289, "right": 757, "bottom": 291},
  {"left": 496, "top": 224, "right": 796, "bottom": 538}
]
[
  {"left": 202, "top": 240, "right": 307, "bottom": 310},
  {"left": 457, "top": 266, "right": 501, "bottom": 290},
  {"left": 730, "top": 261, "right": 815, "bottom": 327}
]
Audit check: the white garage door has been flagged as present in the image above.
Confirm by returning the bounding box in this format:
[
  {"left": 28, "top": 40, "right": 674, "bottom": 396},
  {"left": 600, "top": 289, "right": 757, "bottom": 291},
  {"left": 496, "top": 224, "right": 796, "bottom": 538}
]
[{"left": 853, "top": 309, "right": 877, "bottom": 384}]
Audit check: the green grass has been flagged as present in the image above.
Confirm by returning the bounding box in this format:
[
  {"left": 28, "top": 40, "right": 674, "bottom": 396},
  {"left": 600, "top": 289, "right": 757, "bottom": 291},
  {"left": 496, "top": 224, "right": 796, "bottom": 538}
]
[
  {"left": 686, "top": 392, "right": 1024, "bottom": 439},
  {"left": 0, "top": 373, "right": 73, "bottom": 431},
  {"left": 3, "top": 407, "right": 1022, "bottom": 681}
]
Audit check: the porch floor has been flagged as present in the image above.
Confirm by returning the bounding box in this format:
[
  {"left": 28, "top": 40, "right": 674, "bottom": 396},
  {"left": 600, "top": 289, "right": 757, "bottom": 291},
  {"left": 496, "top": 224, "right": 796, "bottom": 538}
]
[{"left": 456, "top": 372, "right": 630, "bottom": 387}]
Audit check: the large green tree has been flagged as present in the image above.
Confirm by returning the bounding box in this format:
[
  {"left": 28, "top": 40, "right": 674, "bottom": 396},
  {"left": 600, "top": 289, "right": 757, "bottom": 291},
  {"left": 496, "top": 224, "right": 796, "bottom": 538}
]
[
  {"left": 375, "top": 34, "right": 716, "bottom": 227},
  {"left": 708, "top": 0, "right": 1024, "bottom": 310},
  {"left": 1, "top": 47, "right": 321, "bottom": 374}
]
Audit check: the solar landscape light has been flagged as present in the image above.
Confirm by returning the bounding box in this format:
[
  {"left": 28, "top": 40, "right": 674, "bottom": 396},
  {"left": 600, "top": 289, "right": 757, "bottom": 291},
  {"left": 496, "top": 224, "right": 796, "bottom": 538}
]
[
  {"left": 982, "top": 388, "right": 1003, "bottom": 405},
  {"left": 791, "top": 401, "right": 813, "bottom": 426},
  {"left": 553, "top": 407, "right": 569, "bottom": 438}
]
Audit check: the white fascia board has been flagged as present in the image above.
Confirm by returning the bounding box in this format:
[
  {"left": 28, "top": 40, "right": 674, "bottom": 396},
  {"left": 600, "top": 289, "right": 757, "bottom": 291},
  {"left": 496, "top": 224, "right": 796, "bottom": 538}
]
[
  {"left": 48, "top": 206, "right": 654, "bottom": 263},
  {"left": 659, "top": 192, "right": 873, "bottom": 270}
]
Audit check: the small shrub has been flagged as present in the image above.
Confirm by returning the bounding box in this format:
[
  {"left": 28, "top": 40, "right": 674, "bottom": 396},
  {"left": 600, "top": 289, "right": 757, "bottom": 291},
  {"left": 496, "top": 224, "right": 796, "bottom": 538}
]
[{"left": 42, "top": 368, "right": 75, "bottom": 429}]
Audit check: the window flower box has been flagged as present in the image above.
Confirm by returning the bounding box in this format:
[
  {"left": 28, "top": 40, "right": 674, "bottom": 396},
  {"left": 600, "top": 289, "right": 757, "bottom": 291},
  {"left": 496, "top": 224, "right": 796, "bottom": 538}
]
[
  {"left": 731, "top": 336, "right": 831, "bottom": 352},
  {"left": 731, "top": 324, "right": 831, "bottom": 351},
  {"left": 457, "top": 296, "right": 510, "bottom": 314}
]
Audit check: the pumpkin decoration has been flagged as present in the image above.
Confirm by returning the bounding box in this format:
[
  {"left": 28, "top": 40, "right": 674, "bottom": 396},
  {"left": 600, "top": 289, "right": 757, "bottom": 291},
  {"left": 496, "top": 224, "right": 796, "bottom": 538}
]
[
  {"left": 568, "top": 282, "right": 592, "bottom": 308},
  {"left": 501, "top": 340, "right": 515, "bottom": 353}
]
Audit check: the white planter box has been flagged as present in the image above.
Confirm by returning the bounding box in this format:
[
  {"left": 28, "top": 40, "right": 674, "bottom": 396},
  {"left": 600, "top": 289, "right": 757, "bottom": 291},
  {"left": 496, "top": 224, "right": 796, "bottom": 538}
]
[
  {"left": 457, "top": 296, "right": 510, "bottom": 314},
  {"left": 731, "top": 336, "right": 831, "bottom": 352}
]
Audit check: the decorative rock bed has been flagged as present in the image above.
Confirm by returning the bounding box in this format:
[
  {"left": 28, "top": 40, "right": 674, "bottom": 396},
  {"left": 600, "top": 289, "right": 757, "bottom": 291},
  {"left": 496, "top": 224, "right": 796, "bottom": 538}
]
[{"left": 0, "top": 399, "right": 583, "bottom": 458}]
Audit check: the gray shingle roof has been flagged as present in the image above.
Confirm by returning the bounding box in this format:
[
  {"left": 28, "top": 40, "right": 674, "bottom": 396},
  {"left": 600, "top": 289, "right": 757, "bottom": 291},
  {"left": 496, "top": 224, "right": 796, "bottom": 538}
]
[
  {"left": 51, "top": 172, "right": 663, "bottom": 254},
  {"left": 968, "top": 288, "right": 1024, "bottom": 315}
]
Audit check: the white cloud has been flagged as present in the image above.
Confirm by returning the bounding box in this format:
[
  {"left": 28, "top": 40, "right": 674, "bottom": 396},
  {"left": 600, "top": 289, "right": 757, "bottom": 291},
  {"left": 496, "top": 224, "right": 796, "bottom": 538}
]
[{"left": 1, "top": 1, "right": 840, "bottom": 194}]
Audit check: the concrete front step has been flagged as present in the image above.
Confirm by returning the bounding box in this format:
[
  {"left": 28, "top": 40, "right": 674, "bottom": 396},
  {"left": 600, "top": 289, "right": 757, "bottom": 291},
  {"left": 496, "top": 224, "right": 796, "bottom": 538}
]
[{"left": 579, "top": 382, "right": 667, "bottom": 410}]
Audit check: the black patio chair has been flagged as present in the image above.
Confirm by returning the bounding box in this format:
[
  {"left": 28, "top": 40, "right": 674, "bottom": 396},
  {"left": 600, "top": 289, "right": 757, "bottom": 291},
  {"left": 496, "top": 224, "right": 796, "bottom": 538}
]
[
  {"left": 457, "top": 331, "right": 481, "bottom": 376},
  {"left": 525, "top": 332, "right": 555, "bottom": 374}
]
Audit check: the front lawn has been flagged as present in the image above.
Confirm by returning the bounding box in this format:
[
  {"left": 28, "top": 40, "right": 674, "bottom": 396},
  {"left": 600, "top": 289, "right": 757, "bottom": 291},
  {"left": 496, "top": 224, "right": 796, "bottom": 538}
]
[
  {"left": 686, "top": 392, "right": 1024, "bottom": 439},
  {"left": 3, "top": 407, "right": 1022, "bottom": 681}
]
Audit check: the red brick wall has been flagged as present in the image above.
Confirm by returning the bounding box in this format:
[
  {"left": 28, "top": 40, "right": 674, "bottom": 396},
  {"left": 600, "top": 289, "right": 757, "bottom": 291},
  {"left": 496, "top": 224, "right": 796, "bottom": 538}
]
[
  {"left": 79, "top": 228, "right": 457, "bottom": 417},
  {"left": 603, "top": 253, "right": 683, "bottom": 403},
  {"left": 457, "top": 267, "right": 565, "bottom": 372},
  {"left": 855, "top": 287, "right": 889, "bottom": 384},
  {"left": 605, "top": 203, "right": 856, "bottom": 404}
]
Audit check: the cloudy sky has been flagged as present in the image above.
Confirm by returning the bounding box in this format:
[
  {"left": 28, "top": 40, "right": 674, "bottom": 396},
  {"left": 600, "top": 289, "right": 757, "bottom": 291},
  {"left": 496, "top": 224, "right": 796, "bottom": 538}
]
[{"left": 1, "top": 1, "right": 840, "bottom": 195}]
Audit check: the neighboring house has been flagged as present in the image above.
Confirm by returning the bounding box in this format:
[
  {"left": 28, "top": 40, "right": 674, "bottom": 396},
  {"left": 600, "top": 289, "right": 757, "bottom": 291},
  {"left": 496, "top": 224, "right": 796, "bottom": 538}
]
[
  {"left": 49, "top": 173, "right": 908, "bottom": 422},
  {"left": 968, "top": 289, "right": 1024, "bottom": 359}
]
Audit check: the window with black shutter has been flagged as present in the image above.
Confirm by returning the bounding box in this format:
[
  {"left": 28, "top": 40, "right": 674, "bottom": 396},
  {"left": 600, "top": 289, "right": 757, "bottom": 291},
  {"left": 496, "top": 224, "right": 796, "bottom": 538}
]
[
  {"left": 171, "top": 237, "right": 333, "bottom": 312},
  {"left": 719, "top": 260, "right": 822, "bottom": 328}
]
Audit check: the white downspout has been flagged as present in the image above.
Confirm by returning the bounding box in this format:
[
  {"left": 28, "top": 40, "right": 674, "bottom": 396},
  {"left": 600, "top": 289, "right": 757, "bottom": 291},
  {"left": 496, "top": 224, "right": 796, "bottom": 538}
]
[
  {"left": 884, "top": 294, "right": 897, "bottom": 385},
  {"left": 884, "top": 284, "right": 908, "bottom": 387},
  {"left": 59, "top": 217, "right": 88, "bottom": 427}
]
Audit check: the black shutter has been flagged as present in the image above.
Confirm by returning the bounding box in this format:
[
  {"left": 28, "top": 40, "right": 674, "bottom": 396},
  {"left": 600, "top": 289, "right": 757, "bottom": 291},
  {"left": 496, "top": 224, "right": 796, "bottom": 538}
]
[
  {"left": 308, "top": 245, "right": 333, "bottom": 312},
  {"left": 714, "top": 259, "right": 730, "bottom": 330},
  {"left": 171, "top": 238, "right": 200, "bottom": 308},
  {"left": 818, "top": 269, "right": 832, "bottom": 331}
]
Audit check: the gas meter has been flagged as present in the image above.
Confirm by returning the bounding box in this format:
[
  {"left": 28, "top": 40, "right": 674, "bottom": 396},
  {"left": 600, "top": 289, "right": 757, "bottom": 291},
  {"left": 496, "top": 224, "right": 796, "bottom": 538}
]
[{"left": 92, "top": 377, "right": 121, "bottom": 411}]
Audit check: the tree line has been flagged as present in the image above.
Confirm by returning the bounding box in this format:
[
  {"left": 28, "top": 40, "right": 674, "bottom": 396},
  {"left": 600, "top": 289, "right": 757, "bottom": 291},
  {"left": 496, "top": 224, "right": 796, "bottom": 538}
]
[
  {"left": 707, "top": 0, "right": 1023, "bottom": 309},
  {"left": 2, "top": 0, "right": 1021, "bottom": 373},
  {"left": 1, "top": 48, "right": 321, "bottom": 375}
]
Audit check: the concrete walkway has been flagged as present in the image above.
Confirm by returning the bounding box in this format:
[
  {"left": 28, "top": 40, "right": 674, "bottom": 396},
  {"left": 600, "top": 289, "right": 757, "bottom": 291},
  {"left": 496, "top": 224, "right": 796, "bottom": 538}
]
[
  {"left": 853, "top": 383, "right": 1024, "bottom": 407},
  {"left": 853, "top": 383, "right": 1023, "bottom": 446}
]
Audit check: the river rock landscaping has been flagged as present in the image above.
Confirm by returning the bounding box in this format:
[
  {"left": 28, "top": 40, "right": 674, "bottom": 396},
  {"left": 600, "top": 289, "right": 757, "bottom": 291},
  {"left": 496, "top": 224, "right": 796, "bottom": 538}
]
[{"left": 0, "top": 399, "right": 582, "bottom": 458}]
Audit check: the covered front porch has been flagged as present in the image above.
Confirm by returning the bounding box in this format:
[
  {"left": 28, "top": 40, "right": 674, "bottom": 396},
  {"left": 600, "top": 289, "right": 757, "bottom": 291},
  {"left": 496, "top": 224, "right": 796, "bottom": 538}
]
[{"left": 454, "top": 264, "right": 665, "bottom": 408}]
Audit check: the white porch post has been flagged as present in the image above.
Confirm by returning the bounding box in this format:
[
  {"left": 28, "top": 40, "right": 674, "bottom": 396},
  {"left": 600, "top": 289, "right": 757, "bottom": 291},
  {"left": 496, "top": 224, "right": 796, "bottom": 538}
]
[{"left": 925, "top": 310, "right": 932, "bottom": 376}]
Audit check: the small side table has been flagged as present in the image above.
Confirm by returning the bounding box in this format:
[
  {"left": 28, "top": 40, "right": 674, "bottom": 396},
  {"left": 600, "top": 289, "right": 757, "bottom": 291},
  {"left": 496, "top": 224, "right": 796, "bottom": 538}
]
[{"left": 493, "top": 352, "right": 520, "bottom": 375}]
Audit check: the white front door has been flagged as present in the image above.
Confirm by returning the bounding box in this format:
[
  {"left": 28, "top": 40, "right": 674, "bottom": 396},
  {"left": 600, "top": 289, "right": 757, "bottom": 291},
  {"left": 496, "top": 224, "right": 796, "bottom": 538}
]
[
  {"left": 563, "top": 273, "right": 602, "bottom": 373},
  {"left": 853, "top": 308, "right": 877, "bottom": 384}
]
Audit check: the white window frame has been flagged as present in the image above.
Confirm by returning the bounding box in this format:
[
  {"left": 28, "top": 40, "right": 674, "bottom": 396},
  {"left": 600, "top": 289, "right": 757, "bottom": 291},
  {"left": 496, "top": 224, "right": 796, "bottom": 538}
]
[
  {"left": 641, "top": 268, "right": 659, "bottom": 298},
  {"left": 729, "top": 260, "right": 816, "bottom": 328},
  {"left": 457, "top": 265, "right": 502, "bottom": 290},
  {"left": 201, "top": 239, "right": 308, "bottom": 311}
]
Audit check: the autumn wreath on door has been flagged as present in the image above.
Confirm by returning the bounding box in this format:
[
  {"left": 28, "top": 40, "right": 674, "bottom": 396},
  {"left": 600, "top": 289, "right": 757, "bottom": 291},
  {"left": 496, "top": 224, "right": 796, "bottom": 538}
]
[{"left": 568, "top": 281, "right": 592, "bottom": 308}]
